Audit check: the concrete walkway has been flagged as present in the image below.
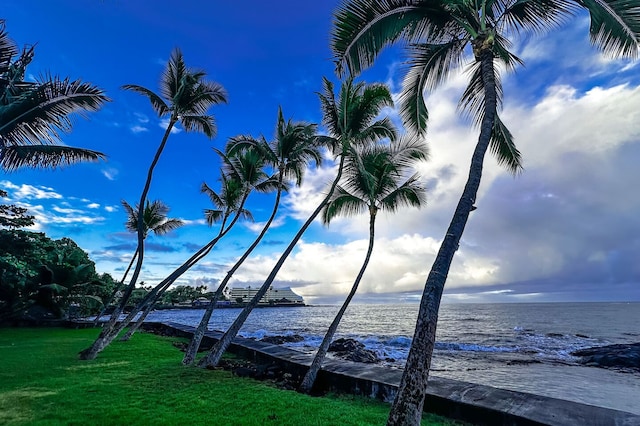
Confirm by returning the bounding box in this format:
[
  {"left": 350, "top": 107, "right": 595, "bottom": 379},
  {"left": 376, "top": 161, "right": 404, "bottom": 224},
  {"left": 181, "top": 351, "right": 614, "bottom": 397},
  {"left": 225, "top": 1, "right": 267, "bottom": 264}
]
[{"left": 150, "top": 322, "right": 640, "bottom": 426}]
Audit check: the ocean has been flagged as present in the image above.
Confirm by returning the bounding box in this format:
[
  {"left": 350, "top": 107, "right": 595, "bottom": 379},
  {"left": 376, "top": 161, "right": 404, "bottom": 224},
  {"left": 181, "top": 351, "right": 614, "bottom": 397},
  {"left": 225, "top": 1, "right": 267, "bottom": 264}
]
[{"left": 145, "top": 302, "right": 640, "bottom": 415}]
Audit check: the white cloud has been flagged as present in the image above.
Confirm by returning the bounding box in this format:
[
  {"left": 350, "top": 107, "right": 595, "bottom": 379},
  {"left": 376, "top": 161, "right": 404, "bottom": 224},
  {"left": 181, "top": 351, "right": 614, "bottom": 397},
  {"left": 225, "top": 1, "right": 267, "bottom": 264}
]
[
  {"left": 130, "top": 125, "right": 149, "bottom": 133},
  {"left": 105, "top": 205, "right": 118, "bottom": 213},
  {"left": 159, "top": 118, "right": 182, "bottom": 134},
  {"left": 102, "top": 168, "right": 119, "bottom": 181},
  {"left": 87, "top": 203, "right": 100, "bottom": 209},
  {"left": 0, "top": 181, "right": 63, "bottom": 200}
]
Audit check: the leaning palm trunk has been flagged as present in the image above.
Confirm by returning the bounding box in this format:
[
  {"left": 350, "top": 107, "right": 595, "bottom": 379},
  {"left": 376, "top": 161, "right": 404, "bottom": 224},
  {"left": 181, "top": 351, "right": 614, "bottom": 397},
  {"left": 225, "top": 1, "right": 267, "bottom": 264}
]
[
  {"left": 183, "top": 178, "right": 284, "bottom": 365},
  {"left": 118, "top": 195, "right": 250, "bottom": 343},
  {"left": 198, "top": 155, "right": 347, "bottom": 368},
  {"left": 299, "top": 212, "right": 376, "bottom": 392},
  {"left": 93, "top": 248, "right": 138, "bottom": 325},
  {"left": 79, "top": 121, "right": 175, "bottom": 360},
  {"left": 387, "top": 51, "right": 497, "bottom": 426}
]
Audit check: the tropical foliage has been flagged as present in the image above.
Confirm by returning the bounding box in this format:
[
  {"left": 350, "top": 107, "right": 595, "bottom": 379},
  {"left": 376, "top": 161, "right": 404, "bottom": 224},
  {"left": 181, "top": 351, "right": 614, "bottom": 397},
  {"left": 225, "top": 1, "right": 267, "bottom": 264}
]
[
  {"left": 198, "top": 77, "right": 398, "bottom": 369},
  {"left": 299, "top": 137, "right": 428, "bottom": 392},
  {"left": 330, "top": 0, "right": 640, "bottom": 423},
  {"left": 182, "top": 107, "right": 321, "bottom": 365},
  {"left": 0, "top": 229, "right": 116, "bottom": 321},
  {"left": 79, "top": 49, "right": 228, "bottom": 360},
  {"left": 0, "top": 21, "right": 109, "bottom": 171}
]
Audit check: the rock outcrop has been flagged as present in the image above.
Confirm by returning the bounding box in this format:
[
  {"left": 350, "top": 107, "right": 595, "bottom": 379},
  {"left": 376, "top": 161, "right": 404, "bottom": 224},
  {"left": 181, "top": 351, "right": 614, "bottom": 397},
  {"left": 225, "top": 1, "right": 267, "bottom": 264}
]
[
  {"left": 328, "top": 338, "right": 379, "bottom": 363},
  {"left": 571, "top": 342, "right": 640, "bottom": 370}
]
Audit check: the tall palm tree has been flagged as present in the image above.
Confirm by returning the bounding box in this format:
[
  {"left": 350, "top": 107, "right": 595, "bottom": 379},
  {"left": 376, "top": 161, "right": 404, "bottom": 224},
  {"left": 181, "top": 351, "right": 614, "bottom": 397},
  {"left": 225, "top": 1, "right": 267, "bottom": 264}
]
[
  {"left": 79, "top": 48, "right": 227, "bottom": 360},
  {"left": 198, "top": 77, "right": 398, "bottom": 369},
  {"left": 0, "top": 21, "right": 109, "bottom": 171},
  {"left": 118, "top": 145, "right": 279, "bottom": 343},
  {"left": 182, "top": 107, "right": 322, "bottom": 365},
  {"left": 119, "top": 199, "right": 184, "bottom": 283},
  {"left": 299, "top": 138, "right": 428, "bottom": 393},
  {"left": 94, "top": 199, "right": 183, "bottom": 325},
  {"left": 331, "top": 1, "right": 640, "bottom": 423}
]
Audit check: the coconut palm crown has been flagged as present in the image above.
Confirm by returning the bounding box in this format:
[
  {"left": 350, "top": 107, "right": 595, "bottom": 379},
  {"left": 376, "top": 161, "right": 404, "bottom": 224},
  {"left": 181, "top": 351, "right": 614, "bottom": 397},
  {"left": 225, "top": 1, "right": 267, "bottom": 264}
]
[{"left": 0, "top": 21, "right": 110, "bottom": 171}]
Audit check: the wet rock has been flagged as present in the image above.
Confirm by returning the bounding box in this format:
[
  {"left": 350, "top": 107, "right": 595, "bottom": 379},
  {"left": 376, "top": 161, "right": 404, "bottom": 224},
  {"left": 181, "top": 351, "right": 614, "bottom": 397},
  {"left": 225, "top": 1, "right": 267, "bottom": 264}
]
[
  {"left": 260, "top": 335, "right": 305, "bottom": 345},
  {"left": 571, "top": 342, "right": 640, "bottom": 370},
  {"left": 328, "top": 338, "right": 379, "bottom": 364}
]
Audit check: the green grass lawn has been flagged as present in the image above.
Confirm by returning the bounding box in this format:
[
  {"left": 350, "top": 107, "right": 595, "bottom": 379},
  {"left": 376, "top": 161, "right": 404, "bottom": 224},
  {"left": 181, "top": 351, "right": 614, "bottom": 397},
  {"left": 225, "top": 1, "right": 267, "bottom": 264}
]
[{"left": 0, "top": 327, "right": 458, "bottom": 425}]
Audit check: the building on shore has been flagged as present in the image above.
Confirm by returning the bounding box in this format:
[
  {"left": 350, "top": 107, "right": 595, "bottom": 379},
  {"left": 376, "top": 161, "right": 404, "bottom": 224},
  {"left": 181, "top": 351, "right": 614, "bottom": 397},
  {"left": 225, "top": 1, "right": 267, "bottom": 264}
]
[{"left": 229, "top": 286, "right": 304, "bottom": 306}]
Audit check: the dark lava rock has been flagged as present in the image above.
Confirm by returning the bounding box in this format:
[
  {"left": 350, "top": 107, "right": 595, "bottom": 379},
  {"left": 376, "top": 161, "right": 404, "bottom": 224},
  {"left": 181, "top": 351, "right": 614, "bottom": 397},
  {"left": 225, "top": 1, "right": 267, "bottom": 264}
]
[
  {"left": 571, "top": 342, "right": 640, "bottom": 370},
  {"left": 260, "top": 334, "right": 305, "bottom": 345},
  {"left": 328, "top": 338, "right": 380, "bottom": 364}
]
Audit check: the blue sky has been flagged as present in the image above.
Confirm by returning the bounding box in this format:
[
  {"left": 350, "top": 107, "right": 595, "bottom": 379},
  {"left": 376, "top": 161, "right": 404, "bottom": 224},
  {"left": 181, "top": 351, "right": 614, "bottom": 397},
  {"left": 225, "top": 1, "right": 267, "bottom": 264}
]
[{"left": 2, "top": 1, "right": 640, "bottom": 304}]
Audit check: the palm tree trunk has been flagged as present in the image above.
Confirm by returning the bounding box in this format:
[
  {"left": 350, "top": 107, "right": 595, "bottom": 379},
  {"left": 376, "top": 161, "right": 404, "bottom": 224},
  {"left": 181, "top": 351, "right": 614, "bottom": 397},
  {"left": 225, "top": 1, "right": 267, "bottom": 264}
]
[
  {"left": 198, "top": 155, "right": 348, "bottom": 368},
  {"left": 93, "top": 249, "right": 138, "bottom": 325},
  {"left": 387, "top": 51, "right": 498, "bottom": 426},
  {"left": 79, "top": 119, "right": 176, "bottom": 360},
  {"left": 117, "top": 194, "right": 250, "bottom": 342},
  {"left": 183, "top": 179, "right": 284, "bottom": 365},
  {"left": 299, "top": 211, "right": 376, "bottom": 393}
]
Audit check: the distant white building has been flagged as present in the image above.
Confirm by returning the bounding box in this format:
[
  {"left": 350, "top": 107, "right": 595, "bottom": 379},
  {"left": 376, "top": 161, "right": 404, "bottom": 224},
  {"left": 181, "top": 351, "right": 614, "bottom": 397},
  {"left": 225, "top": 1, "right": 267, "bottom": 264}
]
[{"left": 229, "top": 286, "right": 304, "bottom": 305}]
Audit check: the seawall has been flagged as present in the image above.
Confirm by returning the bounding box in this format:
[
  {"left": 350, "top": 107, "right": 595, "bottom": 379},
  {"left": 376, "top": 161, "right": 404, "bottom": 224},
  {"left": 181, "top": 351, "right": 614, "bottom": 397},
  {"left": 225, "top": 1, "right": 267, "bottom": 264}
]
[{"left": 143, "top": 321, "right": 640, "bottom": 426}]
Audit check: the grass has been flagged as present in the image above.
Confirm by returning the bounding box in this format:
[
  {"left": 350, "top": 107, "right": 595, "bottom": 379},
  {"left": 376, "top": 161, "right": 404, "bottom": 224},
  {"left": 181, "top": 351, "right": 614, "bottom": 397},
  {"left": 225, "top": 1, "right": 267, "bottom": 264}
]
[{"left": 0, "top": 327, "right": 459, "bottom": 425}]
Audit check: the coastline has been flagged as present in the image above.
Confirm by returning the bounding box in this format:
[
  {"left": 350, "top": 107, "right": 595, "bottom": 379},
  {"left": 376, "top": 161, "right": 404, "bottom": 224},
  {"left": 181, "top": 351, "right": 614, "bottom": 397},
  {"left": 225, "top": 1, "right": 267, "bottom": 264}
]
[{"left": 143, "top": 321, "right": 640, "bottom": 426}]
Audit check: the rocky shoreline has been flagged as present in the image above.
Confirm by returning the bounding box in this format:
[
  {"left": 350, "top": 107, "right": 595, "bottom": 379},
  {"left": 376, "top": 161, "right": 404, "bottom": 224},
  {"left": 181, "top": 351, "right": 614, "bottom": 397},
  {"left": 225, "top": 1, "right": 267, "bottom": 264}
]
[{"left": 571, "top": 342, "right": 640, "bottom": 371}]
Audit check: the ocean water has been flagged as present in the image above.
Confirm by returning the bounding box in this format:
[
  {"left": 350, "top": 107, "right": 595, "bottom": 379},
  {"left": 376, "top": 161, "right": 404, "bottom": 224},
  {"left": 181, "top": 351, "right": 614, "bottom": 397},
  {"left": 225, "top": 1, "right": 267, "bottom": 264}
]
[{"left": 145, "top": 302, "right": 640, "bottom": 415}]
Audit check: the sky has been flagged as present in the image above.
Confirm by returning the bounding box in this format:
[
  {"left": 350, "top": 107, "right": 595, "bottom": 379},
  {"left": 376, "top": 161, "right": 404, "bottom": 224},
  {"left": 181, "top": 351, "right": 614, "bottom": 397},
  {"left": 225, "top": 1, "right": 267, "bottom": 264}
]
[{"left": 2, "top": 1, "right": 640, "bottom": 304}]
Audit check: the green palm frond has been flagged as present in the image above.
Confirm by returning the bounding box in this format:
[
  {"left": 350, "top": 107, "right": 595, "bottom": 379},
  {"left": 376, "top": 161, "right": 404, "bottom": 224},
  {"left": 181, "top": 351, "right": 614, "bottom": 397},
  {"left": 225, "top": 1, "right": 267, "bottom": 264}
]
[
  {"left": 153, "top": 218, "right": 184, "bottom": 235},
  {"left": 576, "top": 0, "right": 640, "bottom": 58},
  {"left": 501, "top": 0, "right": 578, "bottom": 34},
  {"left": 379, "top": 172, "right": 427, "bottom": 213},
  {"left": 0, "top": 75, "right": 110, "bottom": 146},
  {"left": 0, "top": 22, "right": 18, "bottom": 73},
  {"left": 490, "top": 114, "right": 523, "bottom": 174},
  {"left": 401, "top": 40, "right": 466, "bottom": 135},
  {"left": 120, "top": 199, "right": 184, "bottom": 237},
  {"left": 332, "top": 0, "right": 452, "bottom": 76},
  {"left": 322, "top": 185, "right": 368, "bottom": 224},
  {"left": 203, "top": 208, "right": 224, "bottom": 226},
  {"left": 0, "top": 145, "right": 105, "bottom": 171},
  {"left": 180, "top": 114, "right": 216, "bottom": 137},
  {"left": 458, "top": 59, "right": 503, "bottom": 128},
  {"left": 318, "top": 77, "right": 342, "bottom": 142},
  {"left": 124, "top": 47, "right": 227, "bottom": 139},
  {"left": 121, "top": 84, "right": 169, "bottom": 117}
]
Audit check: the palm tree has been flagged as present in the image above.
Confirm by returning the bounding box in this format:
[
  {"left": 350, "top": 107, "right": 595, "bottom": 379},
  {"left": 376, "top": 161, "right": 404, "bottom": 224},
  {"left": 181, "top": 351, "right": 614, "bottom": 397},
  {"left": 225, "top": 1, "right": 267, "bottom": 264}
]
[
  {"left": 94, "top": 199, "right": 183, "bottom": 324},
  {"left": 182, "top": 107, "right": 322, "bottom": 365},
  {"left": 198, "top": 76, "right": 398, "bottom": 369},
  {"left": 0, "top": 21, "right": 109, "bottom": 171},
  {"left": 331, "top": 1, "right": 640, "bottom": 423},
  {"left": 121, "top": 199, "right": 184, "bottom": 283},
  {"left": 79, "top": 48, "right": 227, "bottom": 360},
  {"left": 299, "top": 138, "right": 428, "bottom": 393},
  {"left": 118, "top": 145, "right": 278, "bottom": 342}
]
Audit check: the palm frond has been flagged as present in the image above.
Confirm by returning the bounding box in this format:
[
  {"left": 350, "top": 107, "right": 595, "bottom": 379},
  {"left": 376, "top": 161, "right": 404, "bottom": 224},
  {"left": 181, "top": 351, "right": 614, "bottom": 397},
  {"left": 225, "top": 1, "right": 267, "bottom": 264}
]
[
  {"left": 152, "top": 218, "right": 184, "bottom": 235},
  {"left": 379, "top": 172, "right": 427, "bottom": 213},
  {"left": 490, "top": 113, "right": 523, "bottom": 174},
  {"left": 331, "top": 0, "right": 453, "bottom": 76},
  {"left": 0, "top": 76, "right": 110, "bottom": 146},
  {"left": 0, "top": 145, "right": 105, "bottom": 171},
  {"left": 180, "top": 114, "right": 216, "bottom": 137},
  {"left": 458, "top": 59, "right": 503, "bottom": 128},
  {"left": 501, "top": 0, "right": 578, "bottom": 35},
  {"left": 204, "top": 208, "right": 224, "bottom": 226},
  {"left": 400, "top": 40, "right": 466, "bottom": 135},
  {"left": 322, "top": 185, "right": 368, "bottom": 224},
  {"left": 121, "top": 84, "right": 169, "bottom": 117},
  {"left": 576, "top": 0, "right": 640, "bottom": 58}
]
